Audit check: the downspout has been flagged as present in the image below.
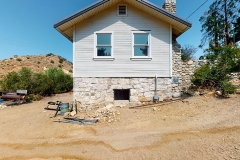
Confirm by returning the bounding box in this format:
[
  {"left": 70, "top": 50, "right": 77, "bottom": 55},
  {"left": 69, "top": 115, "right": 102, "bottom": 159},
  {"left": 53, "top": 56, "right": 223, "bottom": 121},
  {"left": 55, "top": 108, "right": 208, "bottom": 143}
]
[{"left": 153, "top": 74, "right": 159, "bottom": 102}]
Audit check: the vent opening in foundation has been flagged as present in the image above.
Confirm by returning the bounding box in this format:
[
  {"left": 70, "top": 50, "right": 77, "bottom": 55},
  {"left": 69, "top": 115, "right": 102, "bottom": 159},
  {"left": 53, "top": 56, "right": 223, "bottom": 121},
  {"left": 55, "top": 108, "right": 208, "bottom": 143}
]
[{"left": 114, "top": 89, "right": 130, "bottom": 100}]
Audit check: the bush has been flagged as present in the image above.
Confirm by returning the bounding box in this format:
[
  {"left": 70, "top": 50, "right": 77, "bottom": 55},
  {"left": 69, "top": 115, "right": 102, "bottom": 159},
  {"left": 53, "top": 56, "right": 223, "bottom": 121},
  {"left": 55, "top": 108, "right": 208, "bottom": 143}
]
[
  {"left": 50, "top": 60, "right": 54, "bottom": 64},
  {"left": 0, "top": 67, "right": 73, "bottom": 97},
  {"left": 45, "top": 68, "right": 73, "bottom": 94},
  {"left": 191, "top": 65, "right": 211, "bottom": 86},
  {"left": 220, "top": 81, "right": 237, "bottom": 97},
  {"left": 1, "top": 71, "right": 20, "bottom": 91},
  {"left": 191, "top": 44, "right": 239, "bottom": 97},
  {"left": 46, "top": 53, "right": 54, "bottom": 57},
  {"left": 25, "top": 94, "right": 34, "bottom": 102},
  {"left": 31, "top": 73, "right": 52, "bottom": 96},
  {"left": 59, "top": 58, "right": 64, "bottom": 64},
  {"left": 16, "top": 58, "right": 22, "bottom": 61}
]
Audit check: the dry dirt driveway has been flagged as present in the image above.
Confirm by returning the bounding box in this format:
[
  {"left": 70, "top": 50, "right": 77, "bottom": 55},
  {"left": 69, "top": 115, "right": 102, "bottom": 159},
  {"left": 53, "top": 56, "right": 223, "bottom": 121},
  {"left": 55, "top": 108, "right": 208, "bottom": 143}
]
[{"left": 0, "top": 93, "right": 240, "bottom": 160}]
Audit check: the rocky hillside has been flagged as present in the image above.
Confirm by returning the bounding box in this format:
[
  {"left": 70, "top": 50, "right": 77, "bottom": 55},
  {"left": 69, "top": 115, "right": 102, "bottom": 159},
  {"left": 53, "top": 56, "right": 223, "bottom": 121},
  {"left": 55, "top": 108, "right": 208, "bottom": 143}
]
[{"left": 0, "top": 54, "right": 73, "bottom": 80}]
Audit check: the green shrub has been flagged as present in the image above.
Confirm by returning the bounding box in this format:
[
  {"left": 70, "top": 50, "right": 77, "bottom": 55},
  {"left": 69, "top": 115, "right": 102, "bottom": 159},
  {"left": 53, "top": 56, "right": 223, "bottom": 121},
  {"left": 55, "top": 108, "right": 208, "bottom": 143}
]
[
  {"left": 25, "top": 94, "right": 34, "bottom": 102},
  {"left": 59, "top": 58, "right": 64, "bottom": 64},
  {"left": 0, "top": 67, "right": 73, "bottom": 96},
  {"left": 37, "top": 61, "right": 40, "bottom": 64},
  {"left": 191, "top": 44, "right": 240, "bottom": 97},
  {"left": 1, "top": 71, "right": 21, "bottom": 91},
  {"left": 191, "top": 65, "right": 211, "bottom": 86},
  {"left": 16, "top": 58, "right": 22, "bottom": 61},
  {"left": 31, "top": 72, "right": 52, "bottom": 96},
  {"left": 220, "top": 81, "right": 237, "bottom": 97},
  {"left": 69, "top": 69, "right": 73, "bottom": 73},
  {"left": 46, "top": 53, "right": 54, "bottom": 57},
  {"left": 45, "top": 68, "right": 73, "bottom": 94},
  {"left": 50, "top": 60, "right": 54, "bottom": 64}
]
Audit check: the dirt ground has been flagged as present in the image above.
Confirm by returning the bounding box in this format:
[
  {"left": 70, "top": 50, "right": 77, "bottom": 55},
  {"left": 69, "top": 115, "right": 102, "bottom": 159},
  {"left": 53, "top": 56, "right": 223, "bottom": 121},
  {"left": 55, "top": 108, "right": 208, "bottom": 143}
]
[{"left": 0, "top": 92, "right": 240, "bottom": 160}]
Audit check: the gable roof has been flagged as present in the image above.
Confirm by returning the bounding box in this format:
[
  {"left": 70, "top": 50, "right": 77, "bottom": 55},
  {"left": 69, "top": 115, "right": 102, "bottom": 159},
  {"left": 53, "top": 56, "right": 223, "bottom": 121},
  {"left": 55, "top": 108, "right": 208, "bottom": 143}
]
[{"left": 54, "top": 0, "right": 192, "bottom": 42}]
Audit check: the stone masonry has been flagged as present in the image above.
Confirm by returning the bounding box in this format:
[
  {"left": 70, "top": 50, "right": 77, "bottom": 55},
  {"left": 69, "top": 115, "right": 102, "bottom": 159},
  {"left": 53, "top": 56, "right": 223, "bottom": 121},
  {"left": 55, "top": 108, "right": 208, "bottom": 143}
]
[{"left": 73, "top": 77, "right": 173, "bottom": 109}]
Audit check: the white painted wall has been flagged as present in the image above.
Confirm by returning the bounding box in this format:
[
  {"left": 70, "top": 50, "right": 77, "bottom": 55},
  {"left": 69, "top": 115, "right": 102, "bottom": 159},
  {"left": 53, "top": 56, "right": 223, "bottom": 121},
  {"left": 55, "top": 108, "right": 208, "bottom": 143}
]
[{"left": 74, "top": 4, "right": 171, "bottom": 77}]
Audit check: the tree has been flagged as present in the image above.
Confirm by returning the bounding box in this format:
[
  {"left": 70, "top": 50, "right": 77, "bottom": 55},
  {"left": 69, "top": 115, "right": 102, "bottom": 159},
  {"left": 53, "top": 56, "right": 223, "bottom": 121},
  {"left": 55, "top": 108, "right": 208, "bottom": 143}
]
[
  {"left": 199, "top": 0, "right": 240, "bottom": 47},
  {"left": 181, "top": 45, "right": 197, "bottom": 61},
  {"left": 232, "top": 17, "right": 240, "bottom": 43}
]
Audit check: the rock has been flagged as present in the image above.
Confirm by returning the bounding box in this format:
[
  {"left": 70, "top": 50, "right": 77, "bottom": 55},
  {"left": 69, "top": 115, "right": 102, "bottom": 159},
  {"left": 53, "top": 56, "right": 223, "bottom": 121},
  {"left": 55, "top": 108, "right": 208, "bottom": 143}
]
[
  {"left": 0, "top": 104, "right": 7, "bottom": 109},
  {"left": 93, "top": 107, "right": 120, "bottom": 123},
  {"left": 187, "top": 60, "right": 193, "bottom": 65},
  {"left": 63, "top": 112, "right": 70, "bottom": 117},
  {"left": 187, "top": 89, "right": 199, "bottom": 96},
  {"left": 152, "top": 107, "right": 157, "bottom": 111},
  {"left": 105, "top": 104, "right": 113, "bottom": 109},
  {"left": 138, "top": 96, "right": 151, "bottom": 102},
  {"left": 215, "top": 91, "right": 222, "bottom": 96},
  {"left": 70, "top": 110, "right": 77, "bottom": 116},
  {"left": 172, "top": 92, "right": 181, "bottom": 98}
]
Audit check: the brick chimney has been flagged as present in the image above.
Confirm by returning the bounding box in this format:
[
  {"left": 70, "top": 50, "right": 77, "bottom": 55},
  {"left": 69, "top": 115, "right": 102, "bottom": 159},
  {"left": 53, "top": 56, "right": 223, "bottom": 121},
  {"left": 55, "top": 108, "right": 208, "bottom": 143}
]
[{"left": 162, "top": 0, "right": 176, "bottom": 14}]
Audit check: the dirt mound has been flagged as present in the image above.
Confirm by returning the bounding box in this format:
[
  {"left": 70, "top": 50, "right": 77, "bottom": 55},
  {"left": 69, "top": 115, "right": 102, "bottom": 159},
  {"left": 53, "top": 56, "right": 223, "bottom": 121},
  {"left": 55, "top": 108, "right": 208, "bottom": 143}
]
[{"left": 0, "top": 54, "right": 72, "bottom": 79}]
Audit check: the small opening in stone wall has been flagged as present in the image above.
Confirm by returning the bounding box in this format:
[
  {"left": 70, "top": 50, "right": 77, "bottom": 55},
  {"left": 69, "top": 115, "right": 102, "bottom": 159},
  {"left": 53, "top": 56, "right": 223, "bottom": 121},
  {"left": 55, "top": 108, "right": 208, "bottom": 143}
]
[{"left": 114, "top": 89, "right": 130, "bottom": 100}]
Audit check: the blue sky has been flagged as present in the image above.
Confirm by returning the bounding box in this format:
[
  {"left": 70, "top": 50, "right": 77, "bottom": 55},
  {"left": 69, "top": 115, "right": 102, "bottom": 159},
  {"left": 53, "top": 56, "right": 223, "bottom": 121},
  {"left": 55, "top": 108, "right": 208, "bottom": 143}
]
[{"left": 0, "top": 0, "right": 215, "bottom": 62}]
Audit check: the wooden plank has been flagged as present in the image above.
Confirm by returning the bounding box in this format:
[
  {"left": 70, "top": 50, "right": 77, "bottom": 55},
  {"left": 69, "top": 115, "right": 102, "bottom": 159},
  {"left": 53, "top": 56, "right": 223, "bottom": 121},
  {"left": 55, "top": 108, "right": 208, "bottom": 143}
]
[{"left": 129, "top": 98, "right": 185, "bottom": 109}]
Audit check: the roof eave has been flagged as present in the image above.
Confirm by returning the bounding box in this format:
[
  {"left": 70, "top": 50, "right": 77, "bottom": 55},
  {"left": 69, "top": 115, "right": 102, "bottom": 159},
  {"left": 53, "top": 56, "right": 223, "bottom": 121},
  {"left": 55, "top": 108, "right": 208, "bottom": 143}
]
[
  {"left": 137, "top": 0, "right": 192, "bottom": 28},
  {"left": 54, "top": 0, "right": 109, "bottom": 29},
  {"left": 54, "top": 0, "right": 192, "bottom": 41}
]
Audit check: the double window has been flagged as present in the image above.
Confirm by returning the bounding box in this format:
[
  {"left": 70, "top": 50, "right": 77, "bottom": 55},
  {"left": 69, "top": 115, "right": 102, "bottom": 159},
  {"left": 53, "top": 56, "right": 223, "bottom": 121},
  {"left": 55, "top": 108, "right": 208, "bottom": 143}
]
[
  {"left": 94, "top": 32, "right": 114, "bottom": 60},
  {"left": 131, "top": 31, "right": 151, "bottom": 59}
]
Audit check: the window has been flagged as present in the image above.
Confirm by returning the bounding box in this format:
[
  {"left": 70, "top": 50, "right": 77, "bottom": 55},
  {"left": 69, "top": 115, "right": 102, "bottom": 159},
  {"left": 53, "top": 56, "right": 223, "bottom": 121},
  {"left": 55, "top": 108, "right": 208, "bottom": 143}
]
[
  {"left": 94, "top": 32, "right": 114, "bottom": 60},
  {"left": 117, "top": 4, "right": 127, "bottom": 16},
  {"left": 114, "top": 89, "right": 130, "bottom": 100},
  {"left": 131, "top": 31, "right": 152, "bottom": 60}
]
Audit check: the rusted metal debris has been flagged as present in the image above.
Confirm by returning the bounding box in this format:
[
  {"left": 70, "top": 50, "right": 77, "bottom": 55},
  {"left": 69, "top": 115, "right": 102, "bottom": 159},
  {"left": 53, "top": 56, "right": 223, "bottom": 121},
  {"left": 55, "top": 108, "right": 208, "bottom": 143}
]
[{"left": 129, "top": 98, "right": 185, "bottom": 109}]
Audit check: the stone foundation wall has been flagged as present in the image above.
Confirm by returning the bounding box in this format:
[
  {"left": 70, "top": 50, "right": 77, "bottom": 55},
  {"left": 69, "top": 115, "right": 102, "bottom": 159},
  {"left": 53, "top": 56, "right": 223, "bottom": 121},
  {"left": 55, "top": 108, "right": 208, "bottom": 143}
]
[{"left": 73, "top": 77, "right": 173, "bottom": 109}]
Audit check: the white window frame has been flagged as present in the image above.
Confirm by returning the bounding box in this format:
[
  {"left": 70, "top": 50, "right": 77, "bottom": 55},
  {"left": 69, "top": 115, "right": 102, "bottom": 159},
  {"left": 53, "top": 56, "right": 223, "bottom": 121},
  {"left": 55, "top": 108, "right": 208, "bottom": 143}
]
[
  {"left": 131, "top": 30, "right": 152, "bottom": 61},
  {"left": 117, "top": 4, "right": 127, "bottom": 16},
  {"left": 93, "top": 31, "right": 114, "bottom": 61}
]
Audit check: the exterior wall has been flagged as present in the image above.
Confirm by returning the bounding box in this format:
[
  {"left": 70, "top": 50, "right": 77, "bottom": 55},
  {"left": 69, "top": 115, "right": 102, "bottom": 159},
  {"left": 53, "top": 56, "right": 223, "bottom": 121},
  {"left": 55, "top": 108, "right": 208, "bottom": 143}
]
[
  {"left": 72, "top": 3, "right": 190, "bottom": 108},
  {"left": 74, "top": 4, "right": 171, "bottom": 77}
]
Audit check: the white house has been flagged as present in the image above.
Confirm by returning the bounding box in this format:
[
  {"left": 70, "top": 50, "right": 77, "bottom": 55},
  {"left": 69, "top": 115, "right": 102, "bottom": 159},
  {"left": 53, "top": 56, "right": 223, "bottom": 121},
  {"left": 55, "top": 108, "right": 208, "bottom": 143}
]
[{"left": 54, "top": 0, "right": 191, "bottom": 108}]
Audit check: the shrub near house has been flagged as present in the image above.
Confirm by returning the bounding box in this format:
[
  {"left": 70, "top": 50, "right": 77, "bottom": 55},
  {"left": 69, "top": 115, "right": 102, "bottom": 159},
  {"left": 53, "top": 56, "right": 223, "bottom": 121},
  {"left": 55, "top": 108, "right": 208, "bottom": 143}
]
[{"left": 0, "top": 67, "right": 73, "bottom": 99}]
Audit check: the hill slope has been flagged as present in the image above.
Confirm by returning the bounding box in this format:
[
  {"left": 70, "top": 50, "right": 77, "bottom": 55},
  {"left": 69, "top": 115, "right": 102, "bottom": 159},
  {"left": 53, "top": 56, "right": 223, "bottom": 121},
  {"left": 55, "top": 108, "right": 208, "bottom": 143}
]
[{"left": 0, "top": 54, "right": 73, "bottom": 79}]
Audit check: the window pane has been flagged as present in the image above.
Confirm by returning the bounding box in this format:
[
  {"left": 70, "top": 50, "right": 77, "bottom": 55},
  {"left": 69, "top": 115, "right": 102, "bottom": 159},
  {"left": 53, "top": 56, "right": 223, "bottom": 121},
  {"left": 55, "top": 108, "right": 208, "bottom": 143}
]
[
  {"left": 97, "top": 34, "right": 111, "bottom": 45},
  {"left": 97, "top": 46, "right": 111, "bottom": 56},
  {"left": 134, "top": 33, "right": 148, "bottom": 45},
  {"left": 134, "top": 46, "right": 148, "bottom": 56}
]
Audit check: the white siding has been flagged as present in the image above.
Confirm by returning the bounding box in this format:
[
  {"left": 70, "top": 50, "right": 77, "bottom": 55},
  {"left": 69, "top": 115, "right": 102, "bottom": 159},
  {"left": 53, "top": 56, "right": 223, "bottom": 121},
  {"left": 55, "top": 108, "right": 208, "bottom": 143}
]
[{"left": 74, "top": 4, "right": 171, "bottom": 77}]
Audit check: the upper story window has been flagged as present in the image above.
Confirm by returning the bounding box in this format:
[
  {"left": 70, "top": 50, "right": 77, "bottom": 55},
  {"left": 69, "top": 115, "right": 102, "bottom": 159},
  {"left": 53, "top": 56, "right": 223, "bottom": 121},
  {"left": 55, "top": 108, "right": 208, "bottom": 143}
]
[
  {"left": 131, "top": 31, "right": 152, "bottom": 60},
  {"left": 94, "top": 32, "right": 114, "bottom": 60},
  {"left": 117, "top": 4, "right": 127, "bottom": 16}
]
